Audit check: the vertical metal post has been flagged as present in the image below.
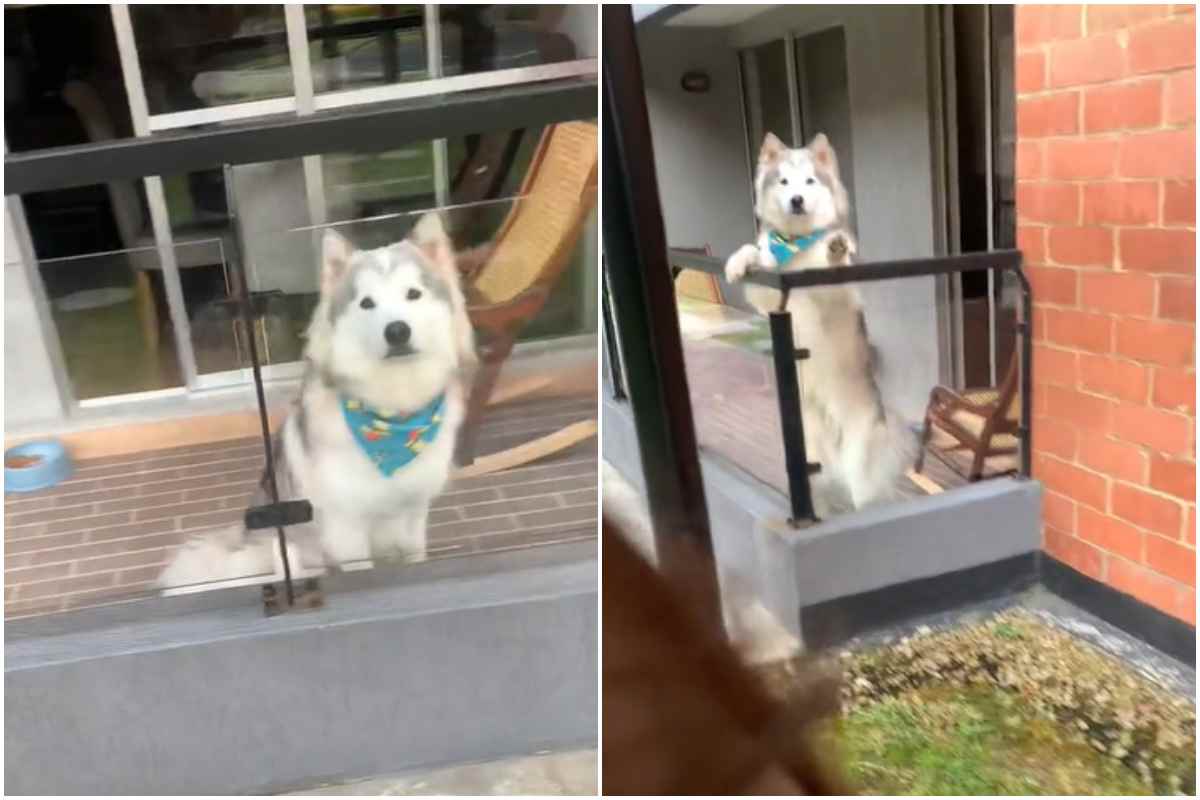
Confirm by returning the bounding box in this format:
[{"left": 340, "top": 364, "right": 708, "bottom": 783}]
[
  {"left": 1013, "top": 263, "right": 1034, "bottom": 479},
  {"left": 602, "top": 5, "right": 722, "bottom": 629},
  {"left": 223, "top": 166, "right": 295, "bottom": 606},
  {"left": 768, "top": 311, "right": 818, "bottom": 524}
]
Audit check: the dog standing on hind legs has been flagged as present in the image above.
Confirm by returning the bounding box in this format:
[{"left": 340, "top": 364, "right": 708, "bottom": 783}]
[
  {"left": 158, "top": 212, "right": 477, "bottom": 592},
  {"left": 724, "top": 132, "right": 916, "bottom": 514}
]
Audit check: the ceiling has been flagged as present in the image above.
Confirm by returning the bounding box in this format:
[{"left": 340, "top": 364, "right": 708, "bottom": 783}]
[{"left": 633, "top": 4, "right": 776, "bottom": 27}]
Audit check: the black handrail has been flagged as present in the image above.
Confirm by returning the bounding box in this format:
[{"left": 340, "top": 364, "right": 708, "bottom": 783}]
[
  {"left": 669, "top": 247, "right": 1033, "bottom": 525},
  {"left": 4, "top": 77, "right": 596, "bottom": 196}
]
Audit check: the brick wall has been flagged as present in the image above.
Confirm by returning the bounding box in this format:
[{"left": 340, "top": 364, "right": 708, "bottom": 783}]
[{"left": 1016, "top": 4, "right": 1196, "bottom": 624}]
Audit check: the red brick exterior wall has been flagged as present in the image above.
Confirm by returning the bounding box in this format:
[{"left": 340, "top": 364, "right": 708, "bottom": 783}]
[{"left": 1015, "top": 4, "right": 1196, "bottom": 623}]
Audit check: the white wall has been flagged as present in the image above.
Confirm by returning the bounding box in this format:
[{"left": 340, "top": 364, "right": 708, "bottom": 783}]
[{"left": 5, "top": 201, "right": 69, "bottom": 428}]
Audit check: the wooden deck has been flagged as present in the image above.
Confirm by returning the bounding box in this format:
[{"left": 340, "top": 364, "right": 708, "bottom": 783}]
[{"left": 676, "top": 299, "right": 1017, "bottom": 515}]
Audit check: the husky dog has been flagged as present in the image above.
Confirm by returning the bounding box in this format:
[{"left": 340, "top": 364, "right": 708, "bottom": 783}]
[
  {"left": 725, "top": 133, "right": 916, "bottom": 513},
  {"left": 159, "top": 213, "right": 476, "bottom": 591}
]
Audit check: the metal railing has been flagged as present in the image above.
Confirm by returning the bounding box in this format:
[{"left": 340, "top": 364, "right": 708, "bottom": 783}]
[
  {"left": 6, "top": 76, "right": 596, "bottom": 613},
  {"left": 668, "top": 248, "right": 1032, "bottom": 527}
]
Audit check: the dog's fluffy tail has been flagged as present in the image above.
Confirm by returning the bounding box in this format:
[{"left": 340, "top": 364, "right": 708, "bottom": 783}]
[
  {"left": 843, "top": 408, "right": 919, "bottom": 509},
  {"left": 157, "top": 530, "right": 289, "bottom": 596}
]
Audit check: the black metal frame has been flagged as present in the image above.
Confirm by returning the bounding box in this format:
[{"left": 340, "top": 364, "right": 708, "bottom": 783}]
[
  {"left": 4, "top": 78, "right": 595, "bottom": 195},
  {"left": 6, "top": 74, "right": 597, "bottom": 613},
  {"left": 601, "top": 5, "right": 722, "bottom": 629},
  {"left": 668, "top": 248, "right": 1032, "bottom": 526}
]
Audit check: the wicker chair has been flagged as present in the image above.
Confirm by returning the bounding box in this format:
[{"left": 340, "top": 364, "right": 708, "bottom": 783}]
[
  {"left": 455, "top": 121, "right": 598, "bottom": 475},
  {"left": 914, "top": 354, "right": 1021, "bottom": 482}
]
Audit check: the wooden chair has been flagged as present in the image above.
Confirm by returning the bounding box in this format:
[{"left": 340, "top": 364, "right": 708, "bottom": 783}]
[
  {"left": 672, "top": 244, "right": 726, "bottom": 305},
  {"left": 914, "top": 354, "right": 1021, "bottom": 482},
  {"left": 454, "top": 121, "right": 598, "bottom": 476}
]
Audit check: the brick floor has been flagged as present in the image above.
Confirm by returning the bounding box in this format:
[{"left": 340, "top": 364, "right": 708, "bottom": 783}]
[{"left": 4, "top": 395, "right": 597, "bottom": 620}]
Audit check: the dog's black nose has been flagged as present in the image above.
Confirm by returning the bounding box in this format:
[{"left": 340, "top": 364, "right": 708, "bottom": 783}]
[
  {"left": 790, "top": 195, "right": 806, "bottom": 213},
  {"left": 384, "top": 321, "right": 411, "bottom": 346}
]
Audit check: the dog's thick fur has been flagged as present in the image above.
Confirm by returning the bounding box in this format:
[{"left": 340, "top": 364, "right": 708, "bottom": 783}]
[
  {"left": 725, "top": 133, "right": 916, "bottom": 513},
  {"left": 603, "top": 517, "right": 845, "bottom": 795},
  {"left": 159, "top": 213, "right": 475, "bottom": 591}
]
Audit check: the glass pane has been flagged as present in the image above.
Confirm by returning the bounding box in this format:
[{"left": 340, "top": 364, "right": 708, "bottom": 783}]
[
  {"left": 740, "top": 39, "right": 793, "bottom": 157},
  {"left": 6, "top": 424, "right": 288, "bottom": 618},
  {"left": 35, "top": 244, "right": 205, "bottom": 400},
  {"left": 676, "top": 268, "right": 1022, "bottom": 519},
  {"left": 436, "top": 4, "right": 593, "bottom": 76},
  {"left": 297, "top": 206, "right": 597, "bottom": 571},
  {"left": 156, "top": 158, "right": 312, "bottom": 376},
  {"left": 794, "top": 26, "right": 855, "bottom": 226},
  {"left": 325, "top": 123, "right": 597, "bottom": 341},
  {"left": 306, "top": 4, "right": 430, "bottom": 90},
  {"left": 4, "top": 5, "right": 135, "bottom": 153},
  {"left": 129, "top": 5, "right": 293, "bottom": 115},
  {"left": 323, "top": 145, "right": 437, "bottom": 225},
  {"left": 306, "top": 4, "right": 594, "bottom": 94}
]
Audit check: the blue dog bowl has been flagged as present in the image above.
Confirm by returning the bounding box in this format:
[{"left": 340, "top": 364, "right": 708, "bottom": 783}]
[{"left": 5, "top": 440, "right": 72, "bottom": 493}]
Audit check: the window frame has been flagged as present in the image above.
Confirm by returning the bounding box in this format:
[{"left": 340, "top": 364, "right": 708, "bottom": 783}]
[{"left": 7, "top": 3, "right": 597, "bottom": 409}]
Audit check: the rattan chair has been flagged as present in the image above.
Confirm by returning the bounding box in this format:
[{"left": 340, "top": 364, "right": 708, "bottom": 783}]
[
  {"left": 914, "top": 354, "right": 1021, "bottom": 482},
  {"left": 454, "top": 121, "right": 598, "bottom": 475}
]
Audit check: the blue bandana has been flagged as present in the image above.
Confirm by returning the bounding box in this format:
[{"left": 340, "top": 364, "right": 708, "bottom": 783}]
[
  {"left": 341, "top": 393, "right": 445, "bottom": 477},
  {"left": 767, "top": 229, "right": 828, "bottom": 267}
]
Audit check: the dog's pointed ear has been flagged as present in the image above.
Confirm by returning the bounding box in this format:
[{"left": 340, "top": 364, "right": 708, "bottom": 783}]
[
  {"left": 409, "top": 211, "right": 455, "bottom": 275},
  {"left": 409, "top": 211, "right": 478, "bottom": 371},
  {"left": 759, "top": 132, "right": 787, "bottom": 165},
  {"left": 808, "top": 133, "right": 840, "bottom": 177},
  {"left": 321, "top": 228, "right": 354, "bottom": 296}
]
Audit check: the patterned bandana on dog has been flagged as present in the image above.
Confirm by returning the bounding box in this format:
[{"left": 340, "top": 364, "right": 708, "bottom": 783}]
[
  {"left": 341, "top": 393, "right": 445, "bottom": 477},
  {"left": 767, "top": 229, "right": 828, "bottom": 266}
]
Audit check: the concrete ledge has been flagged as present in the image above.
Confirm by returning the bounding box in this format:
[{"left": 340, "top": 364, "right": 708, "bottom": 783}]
[
  {"left": 775, "top": 477, "right": 1042, "bottom": 610},
  {"left": 5, "top": 546, "right": 597, "bottom": 795},
  {"left": 603, "top": 392, "right": 1042, "bottom": 647}
]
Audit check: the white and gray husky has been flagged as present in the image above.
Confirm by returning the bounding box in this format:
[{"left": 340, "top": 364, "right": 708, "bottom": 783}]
[
  {"left": 159, "top": 212, "right": 476, "bottom": 592},
  {"left": 725, "top": 132, "right": 916, "bottom": 513}
]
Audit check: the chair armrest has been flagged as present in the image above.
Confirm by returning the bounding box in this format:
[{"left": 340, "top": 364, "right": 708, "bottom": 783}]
[{"left": 928, "top": 385, "right": 1000, "bottom": 418}]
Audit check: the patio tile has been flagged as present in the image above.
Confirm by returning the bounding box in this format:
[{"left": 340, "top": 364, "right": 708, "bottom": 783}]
[{"left": 4, "top": 394, "right": 597, "bottom": 620}]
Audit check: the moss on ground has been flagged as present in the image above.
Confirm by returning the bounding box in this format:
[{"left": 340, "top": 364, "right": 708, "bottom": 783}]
[{"left": 762, "top": 610, "right": 1195, "bottom": 795}]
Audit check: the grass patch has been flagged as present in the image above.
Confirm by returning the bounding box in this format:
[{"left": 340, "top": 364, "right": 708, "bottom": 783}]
[
  {"left": 829, "top": 685, "right": 1155, "bottom": 795},
  {"left": 764, "top": 611, "right": 1195, "bottom": 796}
]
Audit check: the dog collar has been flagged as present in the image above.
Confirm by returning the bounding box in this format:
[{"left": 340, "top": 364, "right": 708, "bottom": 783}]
[
  {"left": 767, "top": 229, "right": 828, "bottom": 266},
  {"left": 341, "top": 393, "right": 445, "bottom": 477}
]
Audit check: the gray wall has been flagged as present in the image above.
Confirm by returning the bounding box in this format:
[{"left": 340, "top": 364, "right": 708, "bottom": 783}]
[{"left": 635, "top": 25, "right": 758, "bottom": 258}]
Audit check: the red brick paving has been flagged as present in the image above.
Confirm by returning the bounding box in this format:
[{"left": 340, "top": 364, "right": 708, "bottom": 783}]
[{"left": 4, "top": 395, "right": 597, "bottom": 619}]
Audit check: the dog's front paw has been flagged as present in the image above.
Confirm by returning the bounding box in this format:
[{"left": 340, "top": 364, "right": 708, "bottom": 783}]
[
  {"left": 827, "top": 232, "right": 858, "bottom": 265},
  {"left": 724, "top": 244, "right": 758, "bottom": 283}
]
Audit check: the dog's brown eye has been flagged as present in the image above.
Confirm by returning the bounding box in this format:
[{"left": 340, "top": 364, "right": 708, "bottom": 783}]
[
  {"left": 360, "top": 297, "right": 375, "bottom": 310},
  {"left": 407, "top": 288, "right": 422, "bottom": 301},
  {"left": 780, "top": 178, "right": 789, "bottom": 186}
]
